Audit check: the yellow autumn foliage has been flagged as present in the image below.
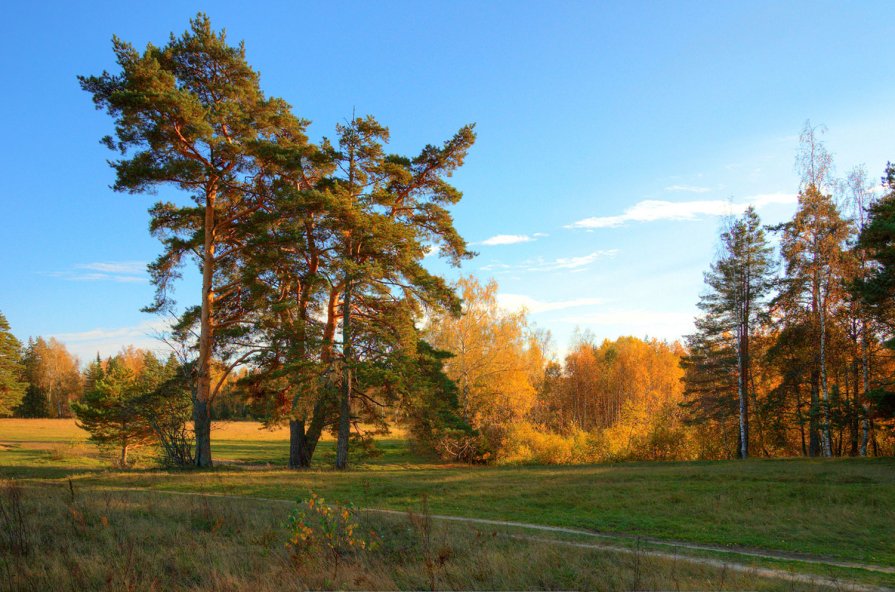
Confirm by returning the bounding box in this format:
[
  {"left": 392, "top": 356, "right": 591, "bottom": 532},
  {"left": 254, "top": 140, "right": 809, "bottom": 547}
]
[
  {"left": 500, "top": 422, "right": 600, "bottom": 464},
  {"left": 426, "top": 277, "right": 545, "bottom": 451},
  {"left": 427, "top": 278, "right": 698, "bottom": 464}
]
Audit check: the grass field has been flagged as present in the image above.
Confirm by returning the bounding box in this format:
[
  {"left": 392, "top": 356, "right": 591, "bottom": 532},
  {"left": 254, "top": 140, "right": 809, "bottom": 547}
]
[
  {"left": 2, "top": 480, "right": 849, "bottom": 592},
  {"left": 2, "top": 419, "right": 893, "bottom": 590},
  {"left": 0, "top": 418, "right": 428, "bottom": 472}
]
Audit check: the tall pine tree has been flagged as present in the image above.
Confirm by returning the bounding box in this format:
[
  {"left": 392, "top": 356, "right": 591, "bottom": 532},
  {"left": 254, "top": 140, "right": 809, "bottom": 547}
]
[
  {"left": 80, "top": 14, "right": 310, "bottom": 467},
  {"left": 686, "top": 207, "right": 776, "bottom": 458},
  {"left": 0, "top": 312, "right": 26, "bottom": 417}
]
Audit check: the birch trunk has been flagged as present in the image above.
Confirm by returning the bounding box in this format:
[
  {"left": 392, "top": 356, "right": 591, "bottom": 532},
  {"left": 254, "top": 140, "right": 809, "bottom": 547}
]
[{"left": 860, "top": 323, "right": 870, "bottom": 456}]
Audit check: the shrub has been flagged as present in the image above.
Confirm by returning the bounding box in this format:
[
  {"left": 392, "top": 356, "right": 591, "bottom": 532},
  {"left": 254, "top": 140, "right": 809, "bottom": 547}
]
[
  {"left": 285, "top": 493, "right": 378, "bottom": 578},
  {"left": 499, "top": 422, "right": 601, "bottom": 465},
  {"left": 433, "top": 429, "right": 492, "bottom": 463}
]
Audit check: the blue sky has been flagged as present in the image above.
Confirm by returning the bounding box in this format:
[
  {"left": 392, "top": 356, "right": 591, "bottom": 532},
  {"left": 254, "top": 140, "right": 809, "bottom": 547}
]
[{"left": 1, "top": 1, "right": 893, "bottom": 361}]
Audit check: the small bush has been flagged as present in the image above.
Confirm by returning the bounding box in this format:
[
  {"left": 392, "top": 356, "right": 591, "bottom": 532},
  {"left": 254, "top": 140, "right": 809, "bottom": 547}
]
[
  {"left": 285, "top": 493, "right": 378, "bottom": 578},
  {"left": 433, "top": 429, "right": 491, "bottom": 463},
  {"left": 500, "top": 422, "right": 601, "bottom": 464}
]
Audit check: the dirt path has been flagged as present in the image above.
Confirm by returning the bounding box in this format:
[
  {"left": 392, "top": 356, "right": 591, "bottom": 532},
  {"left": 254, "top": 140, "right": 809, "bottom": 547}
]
[
  {"left": 505, "top": 533, "right": 892, "bottom": 592},
  {"left": 25, "top": 481, "right": 895, "bottom": 592},
  {"left": 368, "top": 507, "right": 895, "bottom": 575}
]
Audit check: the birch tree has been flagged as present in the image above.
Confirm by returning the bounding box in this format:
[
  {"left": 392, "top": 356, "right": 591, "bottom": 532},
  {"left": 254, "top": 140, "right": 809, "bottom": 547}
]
[
  {"left": 780, "top": 190, "right": 850, "bottom": 457},
  {"left": 426, "top": 277, "right": 543, "bottom": 452}
]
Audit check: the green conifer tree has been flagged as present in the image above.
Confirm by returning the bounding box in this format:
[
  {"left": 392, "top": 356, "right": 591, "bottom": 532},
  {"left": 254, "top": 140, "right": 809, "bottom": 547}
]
[
  {"left": 80, "top": 14, "right": 309, "bottom": 467},
  {"left": 0, "top": 312, "right": 26, "bottom": 416}
]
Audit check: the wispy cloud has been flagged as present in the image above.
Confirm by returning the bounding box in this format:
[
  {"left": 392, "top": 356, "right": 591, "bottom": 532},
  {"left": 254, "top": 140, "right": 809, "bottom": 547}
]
[
  {"left": 566, "top": 193, "right": 796, "bottom": 229},
  {"left": 76, "top": 261, "right": 146, "bottom": 274},
  {"left": 479, "top": 234, "right": 538, "bottom": 246},
  {"left": 549, "top": 251, "right": 616, "bottom": 271},
  {"left": 51, "top": 319, "right": 173, "bottom": 361},
  {"left": 497, "top": 294, "right": 603, "bottom": 314},
  {"left": 46, "top": 261, "right": 148, "bottom": 283},
  {"left": 481, "top": 250, "right": 618, "bottom": 273},
  {"left": 664, "top": 184, "right": 713, "bottom": 193}
]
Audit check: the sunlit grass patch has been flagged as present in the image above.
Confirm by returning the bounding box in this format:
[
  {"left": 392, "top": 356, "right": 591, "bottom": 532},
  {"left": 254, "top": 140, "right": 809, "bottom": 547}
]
[
  {"left": 1, "top": 480, "right": 846, "bottom": 592},
  {"left": 3, "top": 419, "right": 894, "bottom": 572}
]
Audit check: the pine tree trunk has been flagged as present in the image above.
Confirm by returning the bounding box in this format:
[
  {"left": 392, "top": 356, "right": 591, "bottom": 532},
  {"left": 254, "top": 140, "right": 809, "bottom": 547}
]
[
  {"left": 809, "top": 282, "right": 821, "bottom": 457},
  {"left": 737, "top": 325, "right": 748, "bottom": 459},
  {"left": 870, "top": 419, "right": 879, "bottom": 456},
  {"left": 848, "top": 361, "right": 859, "bottom": 456},
  {"left": 818, "top": 288, "right": 833, "bottom": 457},
  {"left": 195, "top": 186, "right": 216, "bottom": 468},
  {"left": 289, "top": 399, "right": 328, "bottom": 468},
  {"left": 335, "top": 279, "right": 352, "bottom": 470},
  {"left": 289, "top": 420, "right": 313, "bottom": 468},
  {"left": 193, "top": 398, "right": 212, "bottom": 468},
  {"left": 289, "top": 302, "right": 312, "bottom": 469},
  {"left": 795, "top": 386, "right": 807, "bottom": 456},
  {"left": 857, "top": 203, "right": 871, "bottom": 457}
]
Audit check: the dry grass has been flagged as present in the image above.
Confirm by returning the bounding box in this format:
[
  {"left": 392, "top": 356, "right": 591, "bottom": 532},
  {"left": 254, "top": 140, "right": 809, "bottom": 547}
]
[
  {"left": 0, "top": 418, "right": 89, "bottom": 442},
  {"left": 0, "top": 480, "right": 834, "bottom": 591},
  {"left": 0, "top": 418, "right": 406, "bottom": 443},
  {"left": 3, "top": 418, "right": 893, "bottom": 583},
  {"left": 210, "top": 420, "right": 408, "bottom": 441}
]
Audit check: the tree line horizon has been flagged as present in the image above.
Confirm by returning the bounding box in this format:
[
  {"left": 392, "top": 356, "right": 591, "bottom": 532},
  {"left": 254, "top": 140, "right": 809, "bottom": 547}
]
[{"left": 1, "top": 14, "right": 894, "bottom": 467}]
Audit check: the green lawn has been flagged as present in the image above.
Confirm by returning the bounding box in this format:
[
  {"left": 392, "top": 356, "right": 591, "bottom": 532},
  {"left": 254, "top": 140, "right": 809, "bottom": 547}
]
[
  {"left": 2, "top": 480, "right": 837, "bottom": 592},
  {"left": 2, "top": 419, "right": 893, "bottom": 571}
]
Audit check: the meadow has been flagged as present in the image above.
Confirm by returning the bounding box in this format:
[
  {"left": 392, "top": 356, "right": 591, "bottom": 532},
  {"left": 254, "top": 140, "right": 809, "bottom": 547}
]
[{"left": 2, "top": 419, "right": 894, "bottom": 591}]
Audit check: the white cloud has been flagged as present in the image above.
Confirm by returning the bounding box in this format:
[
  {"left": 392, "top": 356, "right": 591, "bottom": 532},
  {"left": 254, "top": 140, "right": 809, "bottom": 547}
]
[
  {"left": 497, "top": 294, "right": 603, "bottom": 314},
  {"left": 482, "top": 250, "right": 618, "bottom": 274},
  {"left": 76, "top": 261, "right": 146, "bottom": 274},
  {"left": 530, "top": 250, "right": 618, "bottom": 271},
  {"left": 47, "top": 261, "right": 148, "bottom": 283},
  {"left": 566, "top": 193, "right": 796, "bottom": 229},
  {"left": 480, "top": 234, "right": 537, "bottom": 246},
  {"left": 479, "top": 262, "right": 514, "bottom": 271},
  {"left": 51, "top": 319, "right": 173, "bottom": 361},
  {"left": 664, "top": 184, "right": 713, "bottom": 193},
  {"left": 60, "top": 273, "right": 146, "bottom": 283},
  {"left": 559, "top": 309, "right": 694, "bottom": 340},
  {"left": 550, "top": 251, "right": 615, "bottom": 270}
]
